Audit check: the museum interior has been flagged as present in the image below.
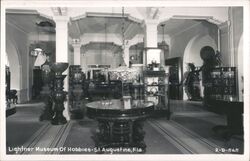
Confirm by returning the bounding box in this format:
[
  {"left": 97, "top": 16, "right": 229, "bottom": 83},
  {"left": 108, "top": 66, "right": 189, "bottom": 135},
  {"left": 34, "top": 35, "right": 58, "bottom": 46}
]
[{"left": 4, "top": 6, "right": 244, "bottom": 154}]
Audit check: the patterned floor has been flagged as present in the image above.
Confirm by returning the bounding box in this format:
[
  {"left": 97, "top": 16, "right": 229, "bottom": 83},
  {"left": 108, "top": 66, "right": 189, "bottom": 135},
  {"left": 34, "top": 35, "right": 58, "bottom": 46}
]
[{"left": 6, "top": 100, "right": 244, "bottom": 155}]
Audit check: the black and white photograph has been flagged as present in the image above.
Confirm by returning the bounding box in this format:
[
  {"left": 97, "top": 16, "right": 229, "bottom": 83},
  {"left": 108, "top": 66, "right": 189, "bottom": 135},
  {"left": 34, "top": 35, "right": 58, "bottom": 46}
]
[{"left": 1, "top": 0, "right": 249, "bottom": 161}]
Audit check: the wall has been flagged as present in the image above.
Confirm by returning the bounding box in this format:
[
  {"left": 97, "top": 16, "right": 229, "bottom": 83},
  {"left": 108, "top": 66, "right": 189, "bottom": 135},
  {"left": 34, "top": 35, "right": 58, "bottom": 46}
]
[
  {"left": 81, "top": 49, "right": 122, "bottom": 69},
  {"left": 231, "top": 7, "right": 243, "bottom": 101},
  {"left": 182, "top": 34, "right": 217, "bottom": 100},
  {"left": 6, "top": 22, "right": 30, "bottom": 103},
  {"left": 170, "top": 21, "right": 218, "bottom": 59},
  {"left": 170, "top": 21, "right": 218, "bottom": 100},
  {"left": 183, "top": 35, "right": 217, "bottom": 68},
  {"left": 129, "top": 49, "right": 143, "bottom": 64},
  {"left": 219, "top": 22, "right": 230, "bottom": 66},
  {"left": 220, "top": 7, "right": 243, "bottom": 100},
  {"left": 6, "top": 39, "right": 21, "bottom": 91},
  {"left": 232, "top": 7, "right": 243, "bottom": 64}
]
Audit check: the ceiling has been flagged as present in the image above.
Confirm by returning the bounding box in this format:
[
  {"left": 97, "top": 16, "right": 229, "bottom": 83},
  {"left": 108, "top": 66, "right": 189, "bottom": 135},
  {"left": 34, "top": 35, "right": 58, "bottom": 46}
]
[
  {"left": 69, "top": 14, "right": 143, "bottom": 39},
  {"left": 6, "top": 8, "right": 211, "bottom": 52},
  {"left": 158, "top": 19, "right": 202, "bottom": 36},
  {"left": 81, "top": 42, "right": 122, "bottom": 54},
  {"left": 6, "top": 9, "right": 55, "bottom": 34}
]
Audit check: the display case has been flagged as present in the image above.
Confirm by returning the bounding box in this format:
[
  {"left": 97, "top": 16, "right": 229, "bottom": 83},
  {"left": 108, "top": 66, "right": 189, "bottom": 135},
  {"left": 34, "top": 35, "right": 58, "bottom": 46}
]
[
  {"left": 204, "top": 67, "right": 243, "bottom": 138},
  {"left": 143, "top": 70, "right": 169, "bottom": 113},
  {"left": 69, "top": 65, "right": 85, "bottom": 119},
  {"left": 205, "top": 67, "right": 237, "bottom": 101}
]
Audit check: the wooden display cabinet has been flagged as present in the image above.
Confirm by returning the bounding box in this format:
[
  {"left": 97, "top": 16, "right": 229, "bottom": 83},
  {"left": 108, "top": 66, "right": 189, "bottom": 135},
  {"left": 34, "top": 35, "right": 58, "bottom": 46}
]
[
  {"left": 204, "top": 67, "right": 237, "bottom": 113},
  {"left": 206, "top": 67, "right": 236, "bottom": 101},
  {"left": 143, "top": 70, "right": 170, "bottom": 118}
]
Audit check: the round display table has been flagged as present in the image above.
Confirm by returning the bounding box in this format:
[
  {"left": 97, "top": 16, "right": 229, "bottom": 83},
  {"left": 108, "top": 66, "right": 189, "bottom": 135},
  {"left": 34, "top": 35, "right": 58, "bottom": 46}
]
[{"left": 86, "top": 99, "right": 154, "bottom": 153}]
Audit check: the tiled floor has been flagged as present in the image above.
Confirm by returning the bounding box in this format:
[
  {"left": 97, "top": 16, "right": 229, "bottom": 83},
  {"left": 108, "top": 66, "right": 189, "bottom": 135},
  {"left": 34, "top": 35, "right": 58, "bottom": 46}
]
[{"left": 6, "top": 99, "right": 244, "bottom": 154}]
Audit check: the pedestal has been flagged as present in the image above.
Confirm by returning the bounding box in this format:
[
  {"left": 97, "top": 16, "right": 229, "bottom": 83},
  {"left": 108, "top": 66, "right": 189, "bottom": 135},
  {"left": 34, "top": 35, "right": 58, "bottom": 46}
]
[
  {"left": 69, "top": 65, "right": 84, "bottom": 119},
  {"left": 51, "top": 63, "right": 69, "bottom": 125},
  {"left": 39, "top": 85, "right": 53, "bottom": 121}
]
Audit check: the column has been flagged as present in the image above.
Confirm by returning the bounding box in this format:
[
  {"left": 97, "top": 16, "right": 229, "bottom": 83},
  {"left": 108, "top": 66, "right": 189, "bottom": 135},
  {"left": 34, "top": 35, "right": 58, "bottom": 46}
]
[
  {"left": 144, "top": 19, "right": 158, "bottom": 48},
  {"left": 143, "top": 20, "right": 160, "bottom": 64},
  {"left": 54, "top": 16, "right": 70, "bottom": 120},
  {"left": 55, "top": 16, "right": 69, "bottom": 62},
  {"left": 72, "top": 43, "right": 81, "bottom": 65},
  {"left": 123, "top": 44, "right": 130, "bottom": 67}
]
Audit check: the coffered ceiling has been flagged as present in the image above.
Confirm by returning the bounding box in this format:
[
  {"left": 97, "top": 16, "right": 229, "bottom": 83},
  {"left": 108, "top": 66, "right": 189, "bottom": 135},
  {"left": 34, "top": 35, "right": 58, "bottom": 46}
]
[
  {"left": 81, "top": 42, "right": 122, "bottom": 54},
  {"left": 69, "top": 15, "right": 143, "bottom": 39},
  {"left": 6, "top": 7, "right": 226, "bottom": 53}
]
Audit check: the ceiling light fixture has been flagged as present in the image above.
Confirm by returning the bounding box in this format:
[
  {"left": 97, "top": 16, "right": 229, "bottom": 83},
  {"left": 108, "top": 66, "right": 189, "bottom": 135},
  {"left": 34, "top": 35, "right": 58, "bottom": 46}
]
[
  {"left": 30, "top": 21, "right": 44, "bottom": 57},
  {"left": 159, "top": 24, "right": 169, "bottom": 51},
  {"left": 161, "top": 24, "right": 166, "bottom": 43}
]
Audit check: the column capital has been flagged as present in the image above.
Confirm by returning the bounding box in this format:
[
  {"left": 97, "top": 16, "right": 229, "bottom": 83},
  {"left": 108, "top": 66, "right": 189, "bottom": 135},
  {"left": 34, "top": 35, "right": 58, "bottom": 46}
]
[
  {"left": 124, "top": 40, "right": 131, "bottom": 49},
  {"left": 72, "top": 39, "right": 81, "bottom": 48},
  {"left": 146, "top": 7, "right": 161, "bottom": 20},
  {"left": 53, "top": 15, "right": 70, "bottom": 23},
  {"left": 72, "top": 43, "right": 81, "bottom": 49},
  {"left": 142, "top": 19, "right": 159, "bottom": 28},
  {"left": 218, "top": 21, "right": 230, "bottom": 30}
]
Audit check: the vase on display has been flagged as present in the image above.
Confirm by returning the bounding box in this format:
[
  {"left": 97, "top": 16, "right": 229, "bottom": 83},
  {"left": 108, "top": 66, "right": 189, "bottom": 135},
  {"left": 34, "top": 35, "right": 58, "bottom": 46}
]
[{"left": 51, "top": 62, "right": 69, "bottom": 125}]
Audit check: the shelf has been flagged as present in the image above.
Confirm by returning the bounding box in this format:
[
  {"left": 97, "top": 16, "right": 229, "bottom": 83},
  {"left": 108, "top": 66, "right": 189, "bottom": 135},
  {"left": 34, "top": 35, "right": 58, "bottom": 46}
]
[
  {"left": 145, "top": 84, "right": 165, "bottom": 87},
  {"left": 143, "top": 69, "right": 167, "bottom": 111},
  {"left": 205, "top": 67, "right": 237, "bottom": 103},
  {"left": 143, "top": 70, "right": 165, "bottom": 77}
]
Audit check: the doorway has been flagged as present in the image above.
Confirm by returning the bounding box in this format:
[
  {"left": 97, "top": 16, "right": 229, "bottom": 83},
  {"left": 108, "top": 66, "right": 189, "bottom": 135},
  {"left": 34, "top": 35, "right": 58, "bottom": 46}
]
[{"left": 165, "top": 57, "right": 183, "bottom": 100}]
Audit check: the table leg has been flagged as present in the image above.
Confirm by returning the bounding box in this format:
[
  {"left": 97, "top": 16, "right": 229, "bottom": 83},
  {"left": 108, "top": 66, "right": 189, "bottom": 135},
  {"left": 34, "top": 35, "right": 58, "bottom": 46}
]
[
  {"left": 133, "top": 120, "right": 146, "bottom": 152},
  {"left": 108, "top": 122, "right": 114, "bottom": 142},
  {"left": 93, "top": 119, "right": 147, "bottom": 153},
  {"left": 129, "top": 121, "right": 133, "bottom": 144}
]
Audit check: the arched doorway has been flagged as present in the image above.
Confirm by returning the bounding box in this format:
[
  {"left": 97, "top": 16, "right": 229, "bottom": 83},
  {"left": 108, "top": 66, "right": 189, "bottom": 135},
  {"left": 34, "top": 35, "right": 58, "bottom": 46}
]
[
  {"left": 183, "top": 34, "right": 217, "bottom": 100},
  {"left": 6, "top": 39, "right": 22, "bottom": 97}
]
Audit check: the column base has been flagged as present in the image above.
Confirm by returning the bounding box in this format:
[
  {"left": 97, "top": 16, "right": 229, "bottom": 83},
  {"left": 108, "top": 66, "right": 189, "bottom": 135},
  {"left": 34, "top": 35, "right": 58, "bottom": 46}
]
[
  {"left": 39, "top": 100, "right": 53, "bottom": 121},
  {"left": 51, "top": 116, "right": 67, "bottom": 125},
  {"left": 39, "top": 111, "right": 53, "bottom": 121}
]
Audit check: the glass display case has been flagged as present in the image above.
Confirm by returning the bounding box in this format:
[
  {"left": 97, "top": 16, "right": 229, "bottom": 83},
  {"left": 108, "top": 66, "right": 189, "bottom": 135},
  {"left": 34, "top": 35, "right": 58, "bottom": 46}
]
[
  {"left": 143, "top": 70, "right": 167, "bottom": 109},
  {"left": 205, "top": 67, "right": 237, "bottom": 102}
]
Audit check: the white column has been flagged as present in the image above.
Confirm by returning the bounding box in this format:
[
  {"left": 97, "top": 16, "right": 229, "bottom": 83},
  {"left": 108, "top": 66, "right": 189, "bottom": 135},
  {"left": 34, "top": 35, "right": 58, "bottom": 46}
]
[
  {"left": 54, "top": 16, "right": 70, "bottom": 120},
  {"left": 81, "top": 53, "right": 88, "bottom": 73},
  {"left": 72, "top": 43, "right": 81, "bottom": 65},
  {"left": 55, "top": 16, "right": 69, "bottom": 63},
  {"left": 143, "top": 20, "right": 160, "bottom": 64},
  {"left": 124, "top": 43, "right": 130, "bottom": 67},
  {"left": 144, "top": 19, "right": 158, "bottom": 48}
]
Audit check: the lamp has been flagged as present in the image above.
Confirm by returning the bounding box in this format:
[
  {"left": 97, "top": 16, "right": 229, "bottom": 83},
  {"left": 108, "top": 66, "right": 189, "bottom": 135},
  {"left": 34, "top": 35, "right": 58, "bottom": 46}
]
[
  {"left": 161, "top": 24, "right": 165, "bottom": 42},
  {"left": 30, "top": 21, "right": 44, "bottom": 57},
  {"left": 159, "top": 24, "right": 169, "bottom": 51}
]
